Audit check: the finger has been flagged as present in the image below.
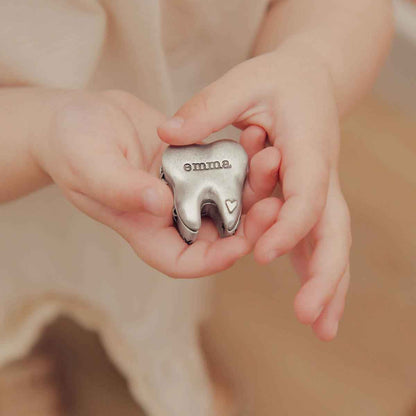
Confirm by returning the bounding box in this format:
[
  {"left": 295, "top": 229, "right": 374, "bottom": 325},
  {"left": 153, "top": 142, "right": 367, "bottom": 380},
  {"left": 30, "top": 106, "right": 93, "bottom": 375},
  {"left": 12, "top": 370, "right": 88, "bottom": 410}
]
[
  {"left": 243, "top": 146, "right": 280, "bottom": 211},
  {"left": 254, "top": 145, "right": 330, "bottom": 263},
  {"left": 158, "top": 65, "right": 253, "bottom": 145},
  {"left": 136, "top": 198, "right": 281, "bottom": 278},
  {"left": 290, "top": 237, "right": 313, "bottom": 284},
  {"left": 101, "top": 89, "right": 167, "bottom": 167},
  {"left": 198, "top": 218, "right": 223, "bottom": 243},
  {"left": 293, "top": 234, "right": 350, "bottom": 325},
  {"left": 293, "top": 192, "right": 352, "bottom": 325},
  {"left": 56, "top": 92, "right": 172, "bottom": 216},
  {"left": 79, "top": 152, "right": 173, "bottom": 216},
  {"left": 69, "top": 191, "right": 281, "bottom": 278},
  {"left": 240, "top": 125, "right": 267, "bottom": 161},
  {"left": 65, "top": 187, "right": 172, "bottom": 234},
  {"left": 128, "top": 223, "right": 250, "bottom": 279},
  {"left": 123, "top": 197, "right": 280, "bottom": 278},
  {"left": 243, "top": 197, "right": 282, "bottom": 244},
  {"left": 71, "top": 185, "right": 250, "bottom": 278},
  {"left": 312, "top": 267, "right": 350, "bottom": 341}
]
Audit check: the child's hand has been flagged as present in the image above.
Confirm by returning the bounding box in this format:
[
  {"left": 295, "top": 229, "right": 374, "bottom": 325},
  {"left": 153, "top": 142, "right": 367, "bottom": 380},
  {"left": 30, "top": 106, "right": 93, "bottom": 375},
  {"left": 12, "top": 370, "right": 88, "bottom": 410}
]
[
  {"left": 33, "top": 90, "right": 281, "bottom": 278},
  {"left": 158, "top": 47, "right": 351, "bottom": 340}
]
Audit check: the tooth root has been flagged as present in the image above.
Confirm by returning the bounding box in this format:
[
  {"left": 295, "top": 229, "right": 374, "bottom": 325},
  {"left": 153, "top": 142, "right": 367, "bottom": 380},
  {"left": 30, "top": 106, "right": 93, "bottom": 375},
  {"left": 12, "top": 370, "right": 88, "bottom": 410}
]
[{"left": 174, "top": 189, "right": 202, "bottom": 243}]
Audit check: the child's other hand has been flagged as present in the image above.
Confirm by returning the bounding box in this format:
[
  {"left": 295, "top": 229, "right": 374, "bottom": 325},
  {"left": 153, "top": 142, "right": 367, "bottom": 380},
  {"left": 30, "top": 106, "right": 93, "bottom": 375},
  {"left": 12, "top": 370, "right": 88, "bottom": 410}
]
[
  {"left": 158, "top": 47, "right": 351, "bottom": 340},
  {"left": 33, "top": 90, "right": 281, "bottom": 278}
]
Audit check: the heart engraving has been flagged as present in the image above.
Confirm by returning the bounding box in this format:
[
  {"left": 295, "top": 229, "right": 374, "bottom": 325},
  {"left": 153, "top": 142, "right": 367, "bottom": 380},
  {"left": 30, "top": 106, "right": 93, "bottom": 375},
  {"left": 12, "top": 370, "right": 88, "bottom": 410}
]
[{"left": 225, "top": 199, "right": 238, "bottom": 213}]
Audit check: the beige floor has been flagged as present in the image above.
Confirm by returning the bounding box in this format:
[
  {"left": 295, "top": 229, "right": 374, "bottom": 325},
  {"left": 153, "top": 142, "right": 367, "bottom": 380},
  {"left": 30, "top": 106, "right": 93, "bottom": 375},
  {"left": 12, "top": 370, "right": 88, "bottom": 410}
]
[
  {"left": 1, "top": 94, "right": 415, "bottom": 416},
  {"left": 206, "top": 95, "right": 416, "bottom": 416}
]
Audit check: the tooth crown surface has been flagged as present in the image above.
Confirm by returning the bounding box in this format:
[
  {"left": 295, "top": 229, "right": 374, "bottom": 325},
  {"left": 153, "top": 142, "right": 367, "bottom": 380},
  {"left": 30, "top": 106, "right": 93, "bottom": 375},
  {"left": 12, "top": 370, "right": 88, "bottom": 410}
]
[{"left": 161, "top": 139, "right": 248, "bottom": 244}]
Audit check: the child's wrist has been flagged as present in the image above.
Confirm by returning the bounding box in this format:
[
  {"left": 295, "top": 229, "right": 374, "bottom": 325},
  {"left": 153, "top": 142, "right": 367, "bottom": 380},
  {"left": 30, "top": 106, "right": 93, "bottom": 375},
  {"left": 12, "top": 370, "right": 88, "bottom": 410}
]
[
  {"left": 28, "top": 89, "right": 88, "bottom": 184},
  {"left": 268, "top": 39, "right": 338, "bottom": 113},
  {"left": 274, "top": 36, "right": 335, "bottom": 87}
]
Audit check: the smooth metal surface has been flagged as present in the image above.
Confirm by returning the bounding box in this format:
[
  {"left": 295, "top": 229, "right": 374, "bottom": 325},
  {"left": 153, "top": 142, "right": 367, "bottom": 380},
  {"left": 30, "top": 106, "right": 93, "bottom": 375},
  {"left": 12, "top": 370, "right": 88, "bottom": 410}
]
[{"left": 160, "top": 139, "right": 248, "bottom": 244}]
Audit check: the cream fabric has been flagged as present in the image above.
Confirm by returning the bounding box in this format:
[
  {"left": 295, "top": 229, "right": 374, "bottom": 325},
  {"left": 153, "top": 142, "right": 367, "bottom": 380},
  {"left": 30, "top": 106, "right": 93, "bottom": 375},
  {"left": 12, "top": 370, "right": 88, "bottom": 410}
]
[{"left": 0, "top": 1, "right": 269, "bottom": 415}]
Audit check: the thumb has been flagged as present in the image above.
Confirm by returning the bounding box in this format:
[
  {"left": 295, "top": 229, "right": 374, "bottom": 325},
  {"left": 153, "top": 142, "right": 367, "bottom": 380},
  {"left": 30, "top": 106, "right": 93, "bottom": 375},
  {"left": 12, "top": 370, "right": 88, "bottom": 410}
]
[
  {"left": 81, "top": 154, "right": 173, "bottom": 217},
  {"left": 158, "top": 67, "right": 252, "bottom": 145}
]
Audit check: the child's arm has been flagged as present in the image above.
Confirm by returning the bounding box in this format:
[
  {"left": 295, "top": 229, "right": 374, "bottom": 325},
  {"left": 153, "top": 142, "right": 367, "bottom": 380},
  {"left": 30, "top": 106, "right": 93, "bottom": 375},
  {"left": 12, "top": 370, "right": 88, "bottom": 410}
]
[
  {"left": 253, "top": 0, "right": 393, "bottom": 115},
  {"left": 158, "top": 0, "right": 393, "bottom": 339},
  {"left": 0, "top": 88, "right": 59, "bottom": 202}
]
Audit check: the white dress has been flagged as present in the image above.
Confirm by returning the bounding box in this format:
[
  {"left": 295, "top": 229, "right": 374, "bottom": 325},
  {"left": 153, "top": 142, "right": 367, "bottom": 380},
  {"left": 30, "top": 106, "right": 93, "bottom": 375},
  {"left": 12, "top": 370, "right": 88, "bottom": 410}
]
[{"left": 0, "top": 1, "right": 269, "bottom": 414}]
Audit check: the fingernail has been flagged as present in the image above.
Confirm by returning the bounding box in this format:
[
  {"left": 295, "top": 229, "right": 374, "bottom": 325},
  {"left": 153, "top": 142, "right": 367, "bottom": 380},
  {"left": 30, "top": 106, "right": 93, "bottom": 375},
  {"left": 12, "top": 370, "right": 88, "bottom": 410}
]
[
  {"left": 142, "top": 187, "right": 162, "bottom": 214},
  {"left": 161, "top": 116, "right": 184, "bottom": 130}
]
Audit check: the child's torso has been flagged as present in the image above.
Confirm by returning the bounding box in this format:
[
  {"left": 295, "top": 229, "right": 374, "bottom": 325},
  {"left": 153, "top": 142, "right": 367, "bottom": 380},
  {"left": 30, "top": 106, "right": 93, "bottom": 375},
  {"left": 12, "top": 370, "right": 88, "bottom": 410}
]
[
  {"left": 0, "top": 2, "right": 270, "bottom": 415},
  {"left": 0, "top": 0, "right": 270, "bottom": 111}
]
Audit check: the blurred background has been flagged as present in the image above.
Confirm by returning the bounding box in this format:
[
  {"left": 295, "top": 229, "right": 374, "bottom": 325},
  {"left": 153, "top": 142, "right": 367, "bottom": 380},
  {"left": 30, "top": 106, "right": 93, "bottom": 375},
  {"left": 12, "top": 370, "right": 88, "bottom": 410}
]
[{"left": 0, "top": 1, "right": 415, "bottom": 415}]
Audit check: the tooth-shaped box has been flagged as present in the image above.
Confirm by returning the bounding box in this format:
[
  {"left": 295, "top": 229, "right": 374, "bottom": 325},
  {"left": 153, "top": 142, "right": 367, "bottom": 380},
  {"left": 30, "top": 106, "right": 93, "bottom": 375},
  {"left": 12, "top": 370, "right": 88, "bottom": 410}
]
[{"left": 161, "top": 139, "right": 248, "bottom": 244}]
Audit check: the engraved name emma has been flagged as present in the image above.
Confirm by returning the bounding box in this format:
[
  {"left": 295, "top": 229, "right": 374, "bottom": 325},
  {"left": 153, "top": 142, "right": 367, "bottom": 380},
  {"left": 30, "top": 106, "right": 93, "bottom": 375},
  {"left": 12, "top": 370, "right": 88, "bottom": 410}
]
[{"left": 183, "top": 160, "right": 232, "bottom": 172}]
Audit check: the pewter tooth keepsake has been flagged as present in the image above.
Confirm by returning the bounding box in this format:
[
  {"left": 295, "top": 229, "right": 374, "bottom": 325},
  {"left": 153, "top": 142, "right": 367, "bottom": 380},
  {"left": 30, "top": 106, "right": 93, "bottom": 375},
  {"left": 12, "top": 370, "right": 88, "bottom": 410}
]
[{"left": 160, "top": 139, "right": 248, "bottom": 244}]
